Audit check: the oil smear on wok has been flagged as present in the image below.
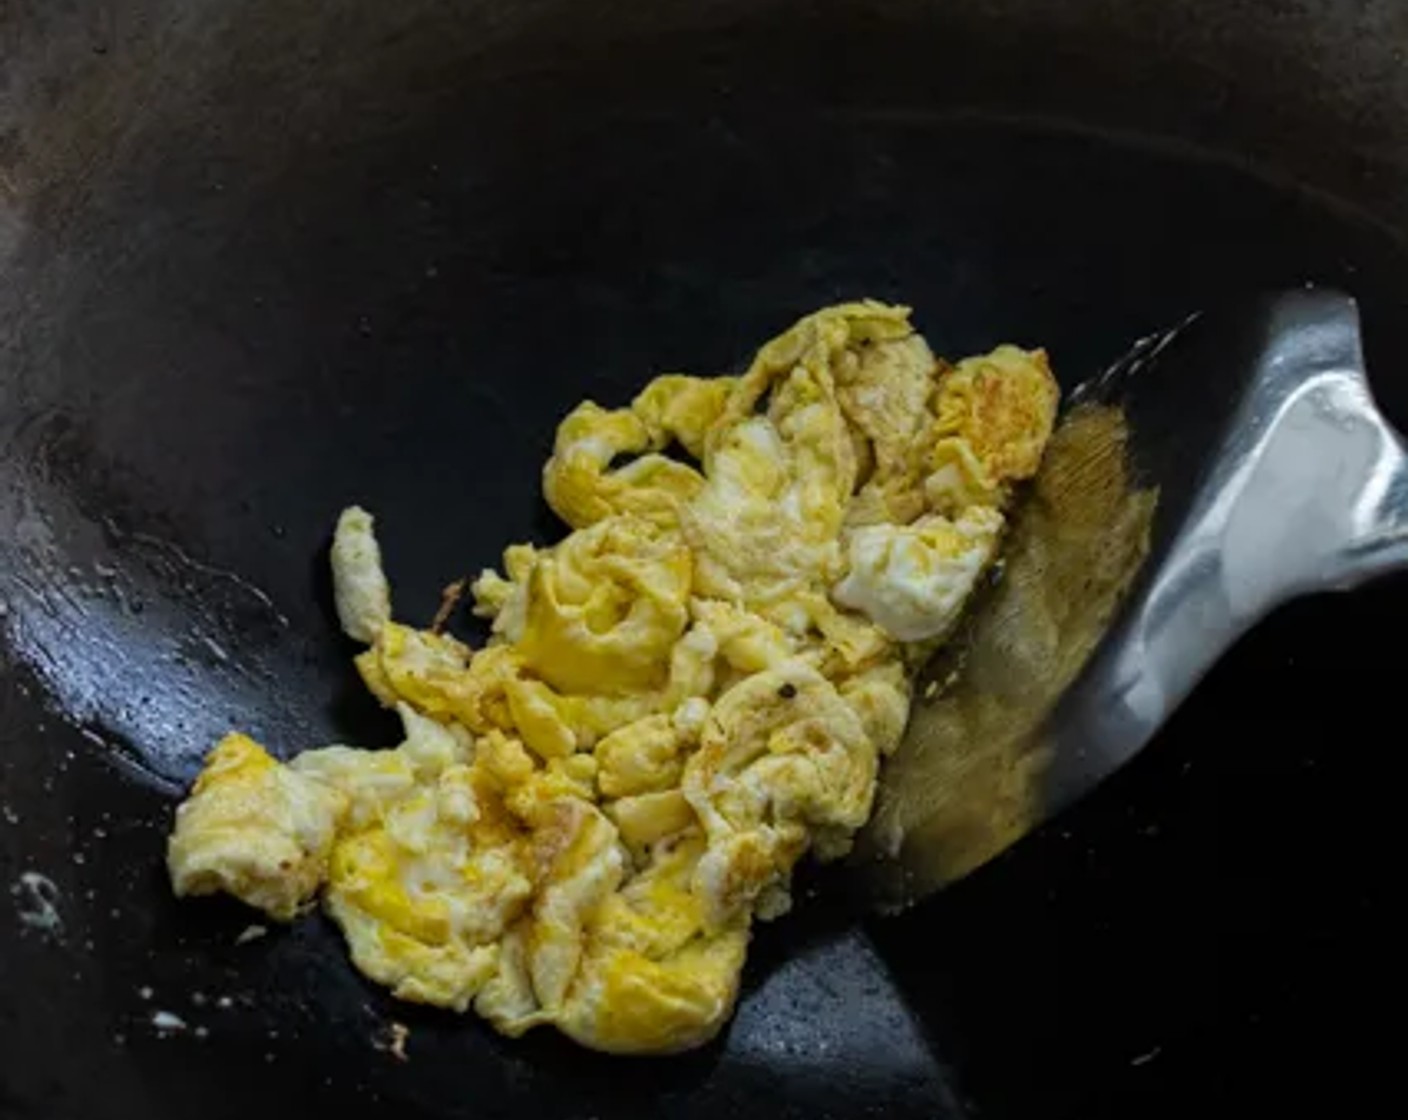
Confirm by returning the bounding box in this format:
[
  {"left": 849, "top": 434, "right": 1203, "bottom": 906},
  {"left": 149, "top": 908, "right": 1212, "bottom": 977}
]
[
  {"left": 165, "top": 301, "right": 1060, "bottom": 1053},
  {"left": 859, "top": 403, "right": 1158, "bottom": 909}
]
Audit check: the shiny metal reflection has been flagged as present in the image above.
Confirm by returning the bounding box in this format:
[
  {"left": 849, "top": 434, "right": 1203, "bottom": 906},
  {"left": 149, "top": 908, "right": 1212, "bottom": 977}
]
[{"left": 862, "top": 289, "right": 1408, "bottom": 909}]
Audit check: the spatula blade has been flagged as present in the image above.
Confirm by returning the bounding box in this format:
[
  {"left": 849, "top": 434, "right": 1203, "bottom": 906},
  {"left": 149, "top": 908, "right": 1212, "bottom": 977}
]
[{"left": 857, "top": 289, "right": 1406, "bottom": 910}]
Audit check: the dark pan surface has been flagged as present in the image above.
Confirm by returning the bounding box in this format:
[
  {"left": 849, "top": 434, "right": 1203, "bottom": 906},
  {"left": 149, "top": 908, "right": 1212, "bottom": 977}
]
[{"left": 1, "top": 4, "right": 1403, "bottom": 1118}]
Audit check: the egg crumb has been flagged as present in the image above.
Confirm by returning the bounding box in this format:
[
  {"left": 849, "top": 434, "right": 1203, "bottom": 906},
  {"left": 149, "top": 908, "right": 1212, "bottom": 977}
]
[
  {"left": 166, "top": 301, "right": 1058, "bottom": 1053},
  {"left": 375, "top": 1021, "right": 411, "bottom": 1062}
]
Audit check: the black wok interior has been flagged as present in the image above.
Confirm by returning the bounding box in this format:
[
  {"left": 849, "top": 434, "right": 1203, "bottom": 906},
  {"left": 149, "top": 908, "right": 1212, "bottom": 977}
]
[{"left": 2, "top": 2, "right": 1403, "bottom": 1117}]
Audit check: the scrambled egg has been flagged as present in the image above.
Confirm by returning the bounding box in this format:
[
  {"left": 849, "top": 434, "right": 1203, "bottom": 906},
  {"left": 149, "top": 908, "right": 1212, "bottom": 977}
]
[{"left": 167, "top": 301, "right": 1059, "bottom": 1053}]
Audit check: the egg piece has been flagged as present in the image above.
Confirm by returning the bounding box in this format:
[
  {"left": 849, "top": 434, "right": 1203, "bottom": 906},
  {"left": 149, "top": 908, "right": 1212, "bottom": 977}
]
[
  {"left": 475, "top": 728, "right": 536, "bottom": 789},
  {"left": 471, "top": 567, "right": 517, "bottom": 621},
  {"left": 323, "top": 814, "right": 529, "bottom": 1011},
  {"left": 356, "top": 622, "right": 475, "bottom": 719},
  {"left": 560, "top": 925, "right": 749, "bottom": 1054},
  {"left": 505, "top": 679, "right": 578, "bottom": 760},
  {"left": 290, "top": 746, "right": 417, "bottom": 830},
  {"left": 688, "top": 600, "right": 793, "bottom": 674},
  {"left": 471, "top": 542, "right": 538, "bottom": 644},
  {"left": 503, "top": 757, "right": 599, "bottom": 821},
  {"left": 397, "top": 703, "right": 469, "bottom": 776},
  {"left": 831, "top": 507, "right": 1004, "bottom": 642},
  {"left": 519, "top": 798, "right": 627, "bottom": 1016},
  {"left": 559, "top": 690, "right": 663, "bottom": 748},
  {"left": 330, "top": 506, "right": 393, "bottom": 643},
  {"left": 290, "top": 704, "right": 466, "bottom": 819},
  {"left": 793, "top": 590, "right": 893, "bottom": 672},
  {"left": 925, "top": 345, "right": 1060, "bottom": 514},
  {"left": 358, "top": 627, "right": 522, "bottom": 736},
  {"left": 168, "top": 733, "right": 348, "bottom": 921},
  {"left": 516, "top": 516, "right": 692, "bottom": 695},
  {"left": 684, "top": 306, "right": 891, "bottom": 605},
  {"left": 594, "top": 714, "right": 686, "bottom": 797},
  {"left": 834, "top": 328, "right": 936, "bottom": 479},
  {"left": 543, "top": 374, "right": 739, "bottom": 534},
  {"left": 684, "top": 409, "right": 848, "bottom": 606},
  {"left": 554, "top": 835, "right": 750, "bottom": 1054},
  {"left": 672, "top": 696, "right": 712, "bottom": 738},
  {"left": 607, "top": 789, "right": 697, "bottom": 850},
  {"left": 326, "top": 891, "right": 501, "bottom": 1011},
  {"left": 309, "top": 716, "right": 536, "bottom": 1011},
  {"left": 474, "top": 922, "right": 544, "bottom": 1035},
  {"left": 663, "top": 622, "right": 718, "bottom": 704},
  {"left": 630, "top": 374, "right": 736, "bottom": 460},
  {"left": 362, "top": 629, "right": 657, "bottom": 752},
  {"left": 682, "top": 662, "right": 876, "bottom": 927},
  {"left": 835, "top": 328, "right": 941, "bottom": 528},
  {"left": 837, "top": 660, "right": 913, "bottom": 758},
  {"left": 542, "top": 401, "right": 706, "bottom": 531}
]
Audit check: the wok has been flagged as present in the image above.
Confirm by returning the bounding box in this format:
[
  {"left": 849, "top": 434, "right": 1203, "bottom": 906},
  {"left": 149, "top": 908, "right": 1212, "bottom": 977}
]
[{"left": 1, "top": 1, "right": 1403, "bottom": 1117}]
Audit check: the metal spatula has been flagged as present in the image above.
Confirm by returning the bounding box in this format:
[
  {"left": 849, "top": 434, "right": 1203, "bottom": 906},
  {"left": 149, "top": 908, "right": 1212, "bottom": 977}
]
[{"left": 859, "top": 288, "right": 1408, "bottom": 909}]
